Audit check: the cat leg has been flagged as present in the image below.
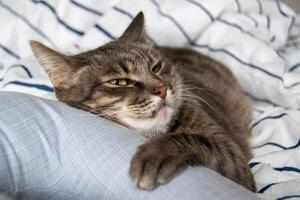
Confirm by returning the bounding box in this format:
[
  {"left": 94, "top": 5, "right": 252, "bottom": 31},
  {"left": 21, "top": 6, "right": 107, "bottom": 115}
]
[{"left": 130, "top": 133, "right": 256, "bottom": 192}]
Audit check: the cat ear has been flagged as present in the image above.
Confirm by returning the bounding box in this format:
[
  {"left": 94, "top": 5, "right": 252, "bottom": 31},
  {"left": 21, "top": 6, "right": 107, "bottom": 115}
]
[
  {"left": 30, "top": 41, "right": 78, "bottom": 90},
  {"left": 118, "top": 11, "right": 149, "bottom": 43}
]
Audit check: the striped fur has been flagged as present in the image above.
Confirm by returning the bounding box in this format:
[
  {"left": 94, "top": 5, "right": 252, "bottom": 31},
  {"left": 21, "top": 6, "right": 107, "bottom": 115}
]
[{"left": 30, "top": 12, "right": 256, "bottom": 191}]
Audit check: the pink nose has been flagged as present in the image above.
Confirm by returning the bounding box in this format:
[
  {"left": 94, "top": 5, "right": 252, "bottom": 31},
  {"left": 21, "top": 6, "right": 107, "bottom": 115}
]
[{"left": 153, "top": 85, "right": 167, "bottom": 99}]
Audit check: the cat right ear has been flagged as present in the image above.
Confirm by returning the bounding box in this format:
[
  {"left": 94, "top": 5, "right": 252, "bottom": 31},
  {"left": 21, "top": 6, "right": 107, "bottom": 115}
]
[
  {"left": 118, "top": 11, "right": 149, "bottom": 43},
  {"left": 30, "top": 41, "right": 77, "bottom": 90}
]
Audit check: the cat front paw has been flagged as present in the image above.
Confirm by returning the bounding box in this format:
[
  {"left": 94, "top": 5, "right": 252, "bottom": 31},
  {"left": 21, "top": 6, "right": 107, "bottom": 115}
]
[{"left": 130, "top": 141, "right": 185, "bottom": 190}]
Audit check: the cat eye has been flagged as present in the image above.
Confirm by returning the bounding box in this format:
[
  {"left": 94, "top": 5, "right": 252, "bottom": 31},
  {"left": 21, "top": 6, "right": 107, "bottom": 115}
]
[
  {"left": 108, "top": 79, "right": 131, "bottom": 86},
  {"left": 152, "top": 62, "right": 163, "bottom": 73}
]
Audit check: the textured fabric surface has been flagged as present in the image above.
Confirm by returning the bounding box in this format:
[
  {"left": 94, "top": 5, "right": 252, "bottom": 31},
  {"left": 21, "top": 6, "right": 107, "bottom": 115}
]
[
  {"left": 1, "top": 2, "right": 300, "bottom": 198},
  {"left": 0, "top": 92, "right": 258, "bottom": 200}
]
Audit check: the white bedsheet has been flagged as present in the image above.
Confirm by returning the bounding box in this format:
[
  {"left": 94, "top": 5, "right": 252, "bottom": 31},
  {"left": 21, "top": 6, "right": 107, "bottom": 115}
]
[{"left": 0, "top": 0, "right": 299, "bottom": 199}]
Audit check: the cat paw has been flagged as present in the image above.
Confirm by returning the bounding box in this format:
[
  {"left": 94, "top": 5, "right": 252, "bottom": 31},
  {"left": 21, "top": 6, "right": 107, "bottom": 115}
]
[{"left": 129, "top": 141, "right": 184, "bottom": 190}]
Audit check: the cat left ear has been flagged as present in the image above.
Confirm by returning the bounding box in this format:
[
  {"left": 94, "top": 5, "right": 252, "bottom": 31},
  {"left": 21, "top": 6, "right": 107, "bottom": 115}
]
[
  {"left": 30, "top": 41, "right": 79, "bottom": 90},
  {"left": 118, "top": 11, "right": 149, "bottom": 43}
]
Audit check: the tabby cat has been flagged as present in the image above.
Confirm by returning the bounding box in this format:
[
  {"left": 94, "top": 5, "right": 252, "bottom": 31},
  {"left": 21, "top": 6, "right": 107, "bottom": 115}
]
[{"left": 30, "top": 12, "right": 256, "bottom": 192}]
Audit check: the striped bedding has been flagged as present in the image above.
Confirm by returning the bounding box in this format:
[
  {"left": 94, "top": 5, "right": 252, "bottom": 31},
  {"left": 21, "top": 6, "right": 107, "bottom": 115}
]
[{"left": 0, "top": 0, "right": 300, "bottom": 199}]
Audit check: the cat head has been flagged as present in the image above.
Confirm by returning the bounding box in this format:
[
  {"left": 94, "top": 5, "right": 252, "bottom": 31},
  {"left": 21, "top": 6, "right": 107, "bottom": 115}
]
[{"left": 30, "top": 12, "right": 183, "bottom": 136}]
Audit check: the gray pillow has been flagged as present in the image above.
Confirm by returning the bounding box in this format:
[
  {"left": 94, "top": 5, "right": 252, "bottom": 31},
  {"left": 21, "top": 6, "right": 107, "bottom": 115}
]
[{"left": 0, "top": 92, "right": 258, "bottom": 200}]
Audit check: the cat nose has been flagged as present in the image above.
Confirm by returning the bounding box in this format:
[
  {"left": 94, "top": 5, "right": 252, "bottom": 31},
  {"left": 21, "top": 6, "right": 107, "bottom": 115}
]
[{"left": 153, "top": 85, "right": 167, "bottom": 99}]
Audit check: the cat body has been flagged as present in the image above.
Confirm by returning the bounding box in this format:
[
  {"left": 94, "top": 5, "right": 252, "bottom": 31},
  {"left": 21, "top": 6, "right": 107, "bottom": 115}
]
[{"left": 30, "top": 12, "right": 256, "bottom": 192}]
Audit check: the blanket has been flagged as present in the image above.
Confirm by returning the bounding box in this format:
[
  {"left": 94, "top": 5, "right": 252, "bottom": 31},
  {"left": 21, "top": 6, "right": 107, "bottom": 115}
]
[{"left": 0, "top": 0, "right": 299, "bottom": 199}]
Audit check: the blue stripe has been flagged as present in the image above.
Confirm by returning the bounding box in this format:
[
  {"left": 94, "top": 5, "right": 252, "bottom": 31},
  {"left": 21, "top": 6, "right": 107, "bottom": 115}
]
[
  {"left": 185, "top": 0, "right": 214, "bottom": 21},
  {"left": 275, "top": 0, "right": 295, "bottom": 33},
  {"left": 286, "top": 41, "right": 300, "bottom": 49},
  {"left": 289, "top": 16, "right": 295, "bottom": 33},
  {"left": 5, "top": 81, "right": 54, "bottom": 92},
  {"left": 150, "top": 0, "right": 300, "bottom": 89},
  {"left": 31, "top": 0, "right": 84, "bottom": 36},
  {"left": 289, "top": 63, "right": 300, "bottom": 72},
  {"left": 234, "top": 0, "right": 241, "bottom": 13},
  {"left": 8, "top": 64, "right": 33, "bottom": 78},
  {"left": 258, "top": 183, "right": 278, "bottom": 193},
  {"left": 253, "top": 108, "right": 264, "bottom": 113},
  {"left": 266, "top": 15, "right": 270, "bottom": 29},
  {"left": 250, "top": 113, "right": 287, "bottom": 130},
  {"left": 70, "top": 0, "right": 103, "bottom": 17},
  {"left": 74, "top": 44, "right": 80, "bottom": 50},
  {"left": 254, "top": 139, "right": 300, "bottom": 150},
  {"left": 216, "top": 18, "right": 283, "bottom": 60},
  {"left": 154, "top": 0, "right": 268, "bottom": 53},
  {"left": 276, "top": 0, "right": 289, "bottom": 17},
  {"left": 0, "top": 0, "right": 56, "bottom": 47},
  {"left": 184, "top": 0, "right": 260, "bottom": 35},
  {"left": 274, "top": 166, "right": 300, "bottom": 174},
  {"left": 94, "top": 24, "right": 116, "bottom": 40},
  {"left": 275, "top": 48, "right": 285, "bottom": 60},
  {"left": 277, "top": 195, "right": 300, "bottom": 200},
  {"left": 256, "top": 0, "right": 263, "bottom": 14},
  {"left": 275, "top": 50, "right": 285, "bottom": 60},
  {"left": 249, "top": 162, "right": 260, "bottom": 168},
  {"left": 270, "top": 35, "right": 276, "bottom": 43},
  {"left": 113, "top": 6, "right": 133, "bottom": 18},
  {"left": 285, "top": 81, "right": 300, "bottom": 89},
  {"left": 249, "top": 164, "right": 300, "bottom": 194},
  {"left": 217, "top": 18, "right": 264, "bottom": 42},
  {"left": 246, "top": 14, "right": 258, "bottom": 28},
  {"left": 186, "top": 1, "right": 282, "bottom": 60},
  {"left": 151, "top": 0, "right": 193, "bottom": 42},
  {"left": 193, "top": 43, "right": 284, "bottom": 81},
  {"left": 0, "top": 43, "right": 20, "bottom": 59}
]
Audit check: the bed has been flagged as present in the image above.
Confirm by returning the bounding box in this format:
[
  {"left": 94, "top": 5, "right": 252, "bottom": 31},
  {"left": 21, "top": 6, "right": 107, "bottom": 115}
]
[{"left": 0, "top": 0, "right": 299, "bottom": 199}]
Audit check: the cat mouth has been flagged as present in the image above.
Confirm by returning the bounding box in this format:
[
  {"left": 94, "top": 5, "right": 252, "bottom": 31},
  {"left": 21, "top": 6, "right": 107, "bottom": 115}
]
[
  {"left": 151, "top": 102, "right": 167, "bottom": 117},
  {"left": 139, "top": 101, "right": 172, "bottom": 120},
  {"left": 120, "top": 100, "right": 174, "bottom": 135}
]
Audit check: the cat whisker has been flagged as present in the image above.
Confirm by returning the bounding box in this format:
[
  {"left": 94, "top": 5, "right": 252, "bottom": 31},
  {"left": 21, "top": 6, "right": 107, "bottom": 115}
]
[
  {"left": 128, "top": 100, "right": 152, "bottom": 108},
  {"left": 177, "top": 97, "right": 203, "bottom": 108},
  {"left": 180, "top": 93, "right": 224, "bottom": 120},
  {"left": 148, "top": 43, "right": 154, "bottom": 54},
  {"left": 182, "top": 85, "right": 205, "bottom": 91},
  {"left": 73, "top": 111, "right": 112, "bottom": 119},
  {"left": 105, "top": 107, "right": 141, "bottom": 117},
  {"left": 181, "top": 94, "right": 212, "bottom": 108},
  {"left": 89, "top": 106, "right": 119, "bottom": 113},
  {"left": 181, "top": 80, "right": 200, "bottom": 84},
  {"left": 87, "top": 104, "right": 124, "bottom": 113},
  {"left": 182, "top": 84, "right": 215, "bottom": 94}
]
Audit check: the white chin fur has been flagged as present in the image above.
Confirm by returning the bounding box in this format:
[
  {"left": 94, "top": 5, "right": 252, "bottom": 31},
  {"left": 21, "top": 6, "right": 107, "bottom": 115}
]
[
  {"left": 121, "top": 106, "right": 174, "bottom": 138},
  {"left": 119, "top": 90, "right": 176, "bottom": 138}
]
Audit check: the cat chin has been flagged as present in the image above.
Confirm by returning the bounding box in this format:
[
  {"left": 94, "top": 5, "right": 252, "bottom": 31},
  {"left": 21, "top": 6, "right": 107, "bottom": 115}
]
[{"left": 121, "top": 106, "right": 174, "bottom": 138}]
